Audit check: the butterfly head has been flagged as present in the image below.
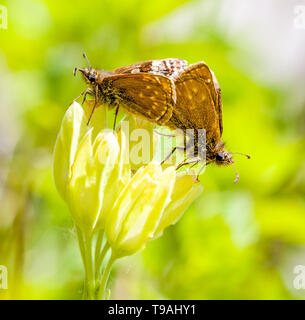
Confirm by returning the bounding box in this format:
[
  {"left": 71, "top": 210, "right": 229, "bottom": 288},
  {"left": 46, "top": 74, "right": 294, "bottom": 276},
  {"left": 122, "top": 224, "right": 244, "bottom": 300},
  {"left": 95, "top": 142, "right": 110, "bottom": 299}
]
[
  {"left": 215, "top": 150, "right": 234, "bottom": 166},
  {"left": 73, "top": 53, "right": 97, "bottom": 85},
  {"left": 214, "top": 141, "right": 250, "bottom": 183},
  {"left": 214, "top": 141, "right": 234, "bottom": 166},
  {"left": 74, "top": 67, "right": 97, "bottom": 84}
]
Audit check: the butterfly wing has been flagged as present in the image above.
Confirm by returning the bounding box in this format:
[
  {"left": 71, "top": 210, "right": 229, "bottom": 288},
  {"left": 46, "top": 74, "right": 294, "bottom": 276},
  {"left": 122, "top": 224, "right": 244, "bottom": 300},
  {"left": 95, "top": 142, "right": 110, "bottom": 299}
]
[
  {"left": 101, "top": 73, "right": 176, "bottom": 125},
  {"left": 167, "top": 62, "right": 223, "bottom": 146},
  {"left": 112, "top": 58, "right": 188, "bottom": 79},
  {"left": 210, "top": 69, "right": 223, "bottom": 136}
]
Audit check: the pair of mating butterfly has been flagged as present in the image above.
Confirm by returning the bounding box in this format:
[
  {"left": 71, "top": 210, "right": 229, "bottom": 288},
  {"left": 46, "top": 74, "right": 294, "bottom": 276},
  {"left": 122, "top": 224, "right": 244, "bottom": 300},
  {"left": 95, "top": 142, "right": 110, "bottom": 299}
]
[{"left": 74, "top": 54, "right": 250, "bottom": 182}]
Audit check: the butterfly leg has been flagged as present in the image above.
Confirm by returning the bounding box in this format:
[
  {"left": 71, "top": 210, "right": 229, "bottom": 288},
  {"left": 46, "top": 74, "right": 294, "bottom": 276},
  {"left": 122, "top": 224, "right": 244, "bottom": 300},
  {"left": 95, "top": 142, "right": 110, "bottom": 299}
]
[
  {"left": 87, "top": 85, "right": 98, "bottom": 125},
  {"left": 176, "top": 158, "right": 201, "bottom": 170},
  {"left": 189, "top": 161, "right": 200, "bottom": 169},
  {"left": 81, "top": 88, "right": 94, "bottom": 105},
  {"left": 72, "top": 88, "right": 91, "bottom": 104},
  {"left": 113, "top": 105, "right": 119, "bottom": 131},
  {"left": 154, "top": 130, "right": 176, "bottom": 137},
  {"left": 161, "top": 147, "right": 177, "bottom": 165}
]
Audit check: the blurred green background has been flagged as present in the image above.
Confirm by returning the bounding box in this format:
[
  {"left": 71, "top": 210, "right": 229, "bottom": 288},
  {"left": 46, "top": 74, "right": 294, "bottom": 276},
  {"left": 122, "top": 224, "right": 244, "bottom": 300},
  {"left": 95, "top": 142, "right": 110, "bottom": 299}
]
[{"left": 1, "top": 0, "right": 305, "bottom": 299}]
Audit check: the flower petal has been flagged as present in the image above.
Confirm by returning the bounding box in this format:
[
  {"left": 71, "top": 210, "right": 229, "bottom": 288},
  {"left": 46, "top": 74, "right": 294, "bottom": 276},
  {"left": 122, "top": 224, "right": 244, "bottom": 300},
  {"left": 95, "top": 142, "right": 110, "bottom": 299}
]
[
  {"left": 53, "top": 102, "right": 88, "bottom": 200},
  {"left": 106, "top": 163, "right": 176, "bottom": 258},
  {"left": 67, "top": 130, "right": 120, "bottom": 235},
  {"left": 94, "top": 130, "right": 131, "bottom": 231},
  {"left": 154, "top": 173, "right": 203, "bottom": 238}
]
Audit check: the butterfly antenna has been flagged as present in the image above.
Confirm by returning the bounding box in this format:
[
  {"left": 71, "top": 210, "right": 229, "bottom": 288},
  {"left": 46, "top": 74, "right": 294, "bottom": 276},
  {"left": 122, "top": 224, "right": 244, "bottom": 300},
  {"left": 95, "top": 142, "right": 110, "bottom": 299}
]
[
  {"left": 232, "top": 163, "right": 240, "bottom": 184},
  {"left": 83, "top": 53, "right": 92, "bottom": 71},
  {"left": 231, "top": 152, "right": 251, "bottom": 159}
]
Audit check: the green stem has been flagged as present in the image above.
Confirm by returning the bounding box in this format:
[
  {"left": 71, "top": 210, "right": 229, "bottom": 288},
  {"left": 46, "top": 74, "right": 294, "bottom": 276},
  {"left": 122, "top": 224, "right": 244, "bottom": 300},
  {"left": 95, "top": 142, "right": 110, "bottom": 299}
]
[
  {"left": 84, "top": 234, "right": 94, "bottom": 300},
  {"left": 76, "top": 226, "right": 86, "bottom": 267},
  {"left": 94, "top": 230, "right": 104, "bottom": 277},
  {"left": 95, "top": 241, "right": 110, "bottom": 281},
  {"left": 76, "top": 227, "right": 88, "bottom": 299},
  {"left": 97, "top": 252, "right": 115, "bottom": 300}
]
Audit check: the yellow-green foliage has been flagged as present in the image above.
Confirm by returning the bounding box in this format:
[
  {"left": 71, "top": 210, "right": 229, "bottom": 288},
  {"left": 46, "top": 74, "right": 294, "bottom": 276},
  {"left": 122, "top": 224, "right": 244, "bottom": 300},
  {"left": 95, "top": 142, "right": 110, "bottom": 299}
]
[{"left": 0, "top": 0, "right": 304, "bottom": 299}]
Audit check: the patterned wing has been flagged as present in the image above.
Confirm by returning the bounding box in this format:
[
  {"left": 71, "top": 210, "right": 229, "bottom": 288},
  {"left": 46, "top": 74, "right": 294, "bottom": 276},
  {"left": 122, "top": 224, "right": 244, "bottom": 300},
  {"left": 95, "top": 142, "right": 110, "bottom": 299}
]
[
  {"left": 167, "top": 62, "right": 223, "bottom": 146},
  {"left": 112, "top": 58, "right": 188, "bottom": 79},
  {"left": 101, "top": 73, "right": 176, "bottom": 125},
  {"left": 210, "top": 69, "right": 223, "bottom": 136}
]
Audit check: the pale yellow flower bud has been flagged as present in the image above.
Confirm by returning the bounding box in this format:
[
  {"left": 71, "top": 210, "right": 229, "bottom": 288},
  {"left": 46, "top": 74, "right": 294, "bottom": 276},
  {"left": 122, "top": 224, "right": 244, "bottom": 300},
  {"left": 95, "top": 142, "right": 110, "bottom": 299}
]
[
  {"left": 93, "top": 129, "right": 131, "bottom": 231},
  {"left": 53, "top": 102, "right": 88, "bottom": 201},
  {"left": 66, "top": 129, "right": 120, "bottom": 234},
  {"left": 53, "top": 102, "right": 130, "bottom": 235},
  {"left": 154, "top": 173, "right": 203, "bottom": 238},
  {"left": 53, "top": 102, "right": 203, "bottom": 300},
  {"left": 106, "top": 162, "right": 176, "bottom": 258}
]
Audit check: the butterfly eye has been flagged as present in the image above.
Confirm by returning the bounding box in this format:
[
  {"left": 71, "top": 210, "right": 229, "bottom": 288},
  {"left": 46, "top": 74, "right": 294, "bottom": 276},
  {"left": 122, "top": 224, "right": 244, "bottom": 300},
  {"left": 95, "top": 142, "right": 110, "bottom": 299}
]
[
  {"left": 88, "top": 72, "right": 96, "bottom": 82},
  {"left": 216, "top": 152, "right": 225, "bottom": 161}
]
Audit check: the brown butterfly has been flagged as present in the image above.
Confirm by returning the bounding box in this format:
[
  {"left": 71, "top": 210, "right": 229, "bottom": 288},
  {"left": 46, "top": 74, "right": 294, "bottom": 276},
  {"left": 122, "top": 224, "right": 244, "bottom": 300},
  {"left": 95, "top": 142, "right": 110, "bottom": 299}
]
[
  {"left": 74, "top": 55, "right": 249, "bottom": 181},
  {"left": 74, "top": 54, "right": 177, "bottom": 128},
  {"left": 109, "top": 57, "right": 250, "bottom": 181},
  {"left": 163, "top": 62, "right": 231, "bottom": 171},
  {"left": 168, "top": 61, "right": 250, "bottom": 181}
]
